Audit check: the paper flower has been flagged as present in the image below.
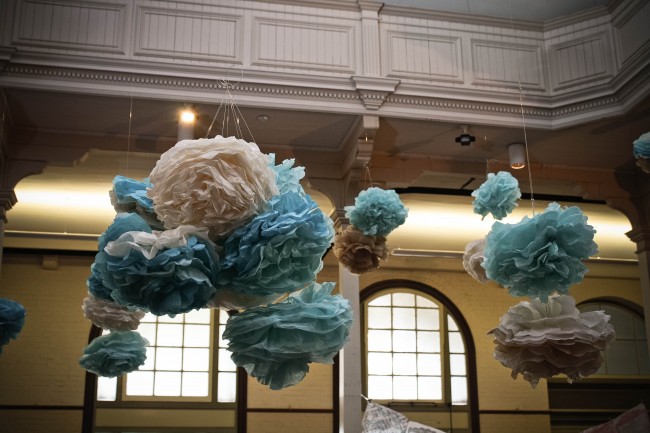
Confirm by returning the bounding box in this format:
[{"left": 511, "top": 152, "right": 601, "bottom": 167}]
[
  {"left": 472, "top": 171, "right": 521, "bottom": 220},
  {"left": 93, "top": 226, "right": 219, "bottom": 316},
  {"left": 0, "top": 298, "right": 26, "bottom": 353},
  {"left": 333, "top": 225, "right": 388, "bottom": 274},
  {"left": 483, "top": 202, "right": 597, "bottom": 301},
  {"left": 223, "top": 282, "right": 353, "bottom": 390},
  {"left": 148, "top": 136, "right": 279, "bottom": 238},
  {"left": 218, "top": 191, "right": 334, "bottom": 297},
  {"left": 98, "top": 212, "right": 152, "bottom": 252},
  {"left": 633, "top": 132, "right": 650, "bottom": 174},
  {"left": 463, "top": 238, "right": 489, "bottom": 283},
  {"left": 345, "top": 187, "right": 408, "bottom": 236},
  {"left": 79, "top": 331, "right": 148, "bottom": 377},
  {"left": 82, "top": 296, "right": 145, "bottom": 331},
  {"left": 110, "top": 176, "right": 163, "bottom": 229},
  {"left": 270, "top": 155, "right": 305, "bottom": 195},
  {"left": 87, "top": 270, "right": 112, "bottom": 302},
  {"left": 488, "top": 295, "right": 615, "bottom": 387}
]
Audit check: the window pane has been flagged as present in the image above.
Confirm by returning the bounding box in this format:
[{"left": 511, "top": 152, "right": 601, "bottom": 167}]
[
  {"left": 183, "top": 348, "right": 210, "bottom": 371},
  {"left": 97, "top": 376, "right": 117, "bottom": 401},
  {"left": 606, "top": 340, "right": 639, "bottom": 374},
  {"left": 218, "top": 348, "right": 237, "bottom": 372},
  {"left": 607, "top": 306, "right": 634, "bottom": 339},
  {"left": 154, "top": 372, "right": 182, "bottom": 396},
  {"left": 417, "top": 309, "right": 439, "bottom": 330},
  {"left": 182, "top": 372, "right": 209, "bottom": 397},
  {"left": 217, "top": 372, "right": 237, "bottom": 402},
  {"left": 416, "top": 296, "right": 436, "bottom": 308},
  {"left": 635, "top": 317, "right": 646, "bottom": 339},
  {"left": 158, "top": 314, "right": 183, "bottom": 323},
  {"left": 186, "top": 308, "right": 211, "bottom": 324},
  {"left": 126, "top": 371, "right": 154, "bottom": 396},
  {"left": 393, "top": 353, "right": 417, "bottom": 375},
  {"left": 451, "top": 376, "right": 468, "bottom": 404},
  {"left": 368, "top": 352, "right": 393, "bottom": 375},
  {"left": 447, "top": 315, "right": 459, "bottom": 331},
  {"left": 219, "top": 326, "right": 229, "bottom": 347},
  {"left": 219, "top": 309, "right": 230, "bottom": 325},
  {"left": 417, "top": 331, "right": 440, "bottom": 353},
  {"left": 369, "top": 295, "right": 391, "bottom": 306},
  {"left": 184, "top": 324, "right": 210, "bottom": 347},
  {"left": 368, "top": 330, "right": 392, "bottom": 352},
  {"left": 157, "top": 324, "right": 183, "bottom": 346},
  {"left": 448, "top": 332, "right": 465, "bottom": 353},
  {"left": 156, "top": 347, "right": 183, "bottom": 370},
  {"left": 140, "top": 346, "right": 155, "bottom": 370},
  {"left": 637, "top": 341, "right": 650, "bottom": 374},
  {"left": 137, "top": 323, "right": 157, "bottom": 345},
  {"left": 141, "top": 313, "right": 157, "bottom": 323},
  {"left": 417, "top": 354, "right": 441, "bottom": 376},
  {"left": 393, "top": 308, "right": 415, "bottom": 329},
  {"left": 392, "top": 293, "right": 415, "bottom": 306},
  {"left": 368, "top": 307, "right": 392, "bottom": 329},
  {"left": 393, "top": 330, "right": 416, "bottom": 352},
  {"left": 368, "top": 375, "right": 392, "bottom": 400},
  {"left": 393, "top": 376, "right": 417, "bottom": 400},
  {"left": 418, "top": 376, "right": 442, "bottom": 400},
  {"left": 450, "top": 354, "right": 466, "bottom": 376}
]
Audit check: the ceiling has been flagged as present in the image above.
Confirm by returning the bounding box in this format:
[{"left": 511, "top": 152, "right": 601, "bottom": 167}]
[{"left": 382, "top": 0, "right": 610, "bottom": 22}]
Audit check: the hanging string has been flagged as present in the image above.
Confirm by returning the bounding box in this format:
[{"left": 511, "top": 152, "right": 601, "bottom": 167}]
[
  {"left": 485, "top": 158, "right": 498, "bottom": 176},
  {"left": 507, "top": 1, "right": 536, "bottom": 215},
  {"left": 205, "top": 65, "right": 256, "bottom": 143},
  {"left": 125, "top": 74, "right": 135, "bottom": 178}
]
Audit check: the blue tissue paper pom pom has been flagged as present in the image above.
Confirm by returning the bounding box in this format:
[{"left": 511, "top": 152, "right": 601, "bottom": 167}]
[
  {"left": 270, "top": 155, "right": 306, "bottom": 195},
  {"left": 345, "top": 187, "right": 408, "bottom": 236},
  {"left": 483, "top": 202, "right": 598, "bottom": 302},
  {"left": 79, "top": 331, "right": 148, "bottom": 377},
  {"left": 87, "top": 270, "right": 113, "bottom": 302},
  {"left": 111, "top": 176, "right": 163, "bottom": 229},
  {"left": 112, "top": 175, "right": 155, "bottom": 213},
  {"left": 218, "top": 191, "right": 334, "bottom": 296},
  {"left": 471, "top": 171, "right": 521, "bottom": 220},
  {"left": 223, "top": 281, "right": 353, "bottom": 390},
  {"left": 633, "top": 132, "right": 650, "bottom": 158},
  {"left": 93, "top": 231, "right": 219, "bottom": 316},
  {"left": 98, "top": 213, "right": 152, "bottom": 251},
  {"left": 0, "top": 298, "right": 26, "bottom": 353}
]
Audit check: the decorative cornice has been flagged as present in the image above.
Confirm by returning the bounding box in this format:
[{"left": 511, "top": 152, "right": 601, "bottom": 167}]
[
  {"left": 626, "top": 227, "right": 650, "bottom": 253},
  {"left": 0, "top": 190, "right": 17, "bottom": 223},
  {"left": 2, "top": 60, "right": 649, "bottom": 128}
]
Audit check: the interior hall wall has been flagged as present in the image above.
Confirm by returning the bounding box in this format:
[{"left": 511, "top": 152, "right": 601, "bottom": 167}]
[{"left": 0, "top": 253, "right": 92, "bottom": 433}]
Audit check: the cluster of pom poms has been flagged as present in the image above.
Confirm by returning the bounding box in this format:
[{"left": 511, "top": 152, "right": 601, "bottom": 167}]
[
  {"left": 633, "top": 132, "right": 650, "bottom": 174},
  {"left": 472, "top": 171, "right": 521, "bottom": 220},
  {"left": 334, "top": 187, "right": 407, "bottom": 274},
  {"left": 79, "top": 136, "right": 351, "bottom": 388},
  {"left": 0, "top": 298, "right": 26, "bottom": 354},
  {"left": 489, "top": 295, "right": 614, "bottom": 387}
]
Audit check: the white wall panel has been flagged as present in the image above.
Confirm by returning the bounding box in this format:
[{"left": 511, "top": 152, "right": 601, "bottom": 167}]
[
  {"left": 548, "top": 32, "right": 612, "bottom": 91},
  {"left": 13, "top": 0, "right": 127, "bottom": 53},
  {"left": 471, "top": 40, "right": 545, "bottom": 91},
  {"left": 386, "top": 32, "right": 463, "bottom": 83},
  {"left": 134, "top": 6, "right": 242, "bottom": 63},
  {"left": 614, "top": 0, "right": 650, "bottom": 65},
  {"left": 251, "top": 18, "right": 355, "bottom": 73}
]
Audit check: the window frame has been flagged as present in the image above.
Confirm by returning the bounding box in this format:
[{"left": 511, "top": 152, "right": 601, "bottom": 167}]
[{"left": 360, "top": 279, "right": 479, "bottom": 432}]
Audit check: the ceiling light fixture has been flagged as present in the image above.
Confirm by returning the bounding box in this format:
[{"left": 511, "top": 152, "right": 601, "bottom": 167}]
[
  {"left": 508, "top": 143, "right": 526, "bottom": 169},
  {"left": 257, "top": 114, "right": 269, "bottom": 122},
  {"left": 178, "top": 107, "right": 196, "bottom": 141}
]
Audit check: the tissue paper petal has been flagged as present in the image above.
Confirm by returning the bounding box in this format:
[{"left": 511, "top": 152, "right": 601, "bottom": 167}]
[{"left": 471, "top": 171, "right": 521, "bottom": 220}]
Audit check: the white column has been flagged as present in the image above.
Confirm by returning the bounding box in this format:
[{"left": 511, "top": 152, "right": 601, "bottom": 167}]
[
  {"left": 358, "top": 1, "right": 383, "bottom": 77},
  {"left": 0, "top": 190, "right": 17, "bottom": 279},
  {"left": 339, "top": 264, "right": 362, "bottom": 433}
]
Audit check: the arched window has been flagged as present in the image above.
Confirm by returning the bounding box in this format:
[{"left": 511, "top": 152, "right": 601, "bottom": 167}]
[{"left": 361, "top": 280, "right": 478, "bottom": 432}]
